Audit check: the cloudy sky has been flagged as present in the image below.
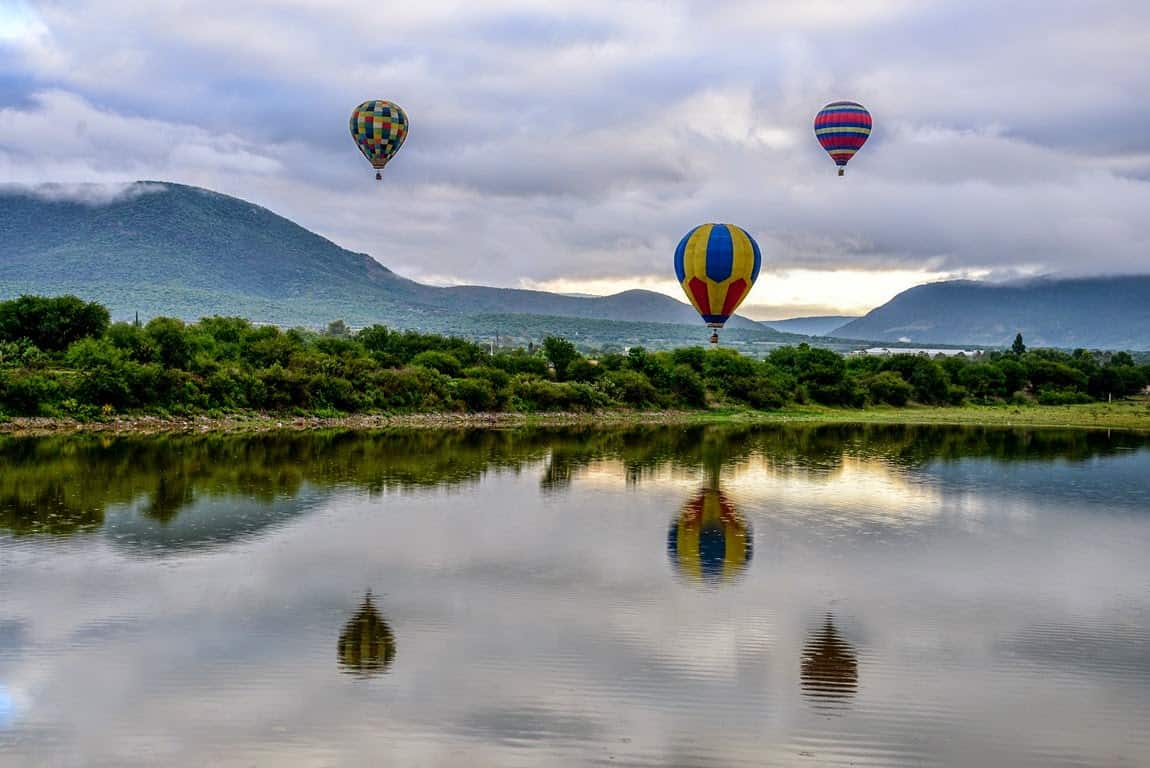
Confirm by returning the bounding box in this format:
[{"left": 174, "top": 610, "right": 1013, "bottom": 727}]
[{"left": 2, "top": 1, "right": 1148, "bottom": 319}]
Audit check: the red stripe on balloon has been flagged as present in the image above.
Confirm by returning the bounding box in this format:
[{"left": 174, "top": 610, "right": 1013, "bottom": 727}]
[
  {"left": 720, "top": 279, "right": 748, "bottom": 316},
  {"left": 689, "top": 277, "right": 713, "bottom": 314}
]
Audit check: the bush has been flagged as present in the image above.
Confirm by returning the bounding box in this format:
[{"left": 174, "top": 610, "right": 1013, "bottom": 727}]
[
  {"left": 491, "top": 352, "right": 549, "bottom": 377},
  {"left": 670, "top": 364, "right": 707, "bottom": 407},
  {"left": 1036, "top": 387, "right": 1094, "bottom": 405},
  {"left": 410, "top": 351, "right": 462, "bottom": 378},
  {"left": 511, "top": 376, "right": 605, "bottom": 411},
  {"left": 0, "top": 295, "right": 110, "bottom": 352},
  {"left": 565, "top": 358, "right": 601, "bottom": 383},
  {"left": 866, "top": 371, "right": 914, "bottom": 406},
  {"left": 365, "top": 367, "right": 451, "bottom": 411},
  {"left": 543, "top": 337, "right": 579, "bottom": 380},
  {"left": 0, "top": 372, "right": 63, "bottom": 415},
  {"left": 453, "top": 378, "right": 496, "bottom": 411},
  {"left": 599, "top": 369, "right": 658, "bottom": 407}
]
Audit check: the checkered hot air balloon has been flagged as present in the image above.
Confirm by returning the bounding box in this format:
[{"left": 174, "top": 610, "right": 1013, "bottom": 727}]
[
  {"left": 667, "top": 487, "right": 753, "bottom": 586},
  {"left": 814, "top": 100, "right": 872, "bottom": 176},
  {"left": 673, "top": 223, "right": 762, "bottom": 345},
  {"left": 349, "top": 100, "right": 409, "bottom": 181}
]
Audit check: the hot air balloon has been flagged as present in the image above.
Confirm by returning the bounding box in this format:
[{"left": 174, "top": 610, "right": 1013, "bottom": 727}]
[
  {"left": 674, "top": 223, "right": 761, "bottom": 344},
  {"left": 337, "top": 592, "right": 396, "bottom": 677},
  {"left": 667, "top": 487, "right": 753, "bottom": 586},
  {"left": 349, "top": 100, "right": 409, "bottom": 181},
  {"left": 814, "top": 101, "right": 871, "bottom": 176}
]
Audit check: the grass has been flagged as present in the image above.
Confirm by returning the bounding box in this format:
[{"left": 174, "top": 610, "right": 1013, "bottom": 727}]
[
  {"left": 690, "top": 399, "right": 1150, "bottom": 431},
  {"left": 4, "top": 400, "right": 1150, "bottom": 436}
]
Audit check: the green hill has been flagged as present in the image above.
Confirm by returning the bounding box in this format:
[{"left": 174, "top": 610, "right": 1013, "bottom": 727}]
[
  {"left": 764, "top": 315, "right": 859, "bottom": 337},
  {"left": 0, "top": 182, "right": 774, "bottom": 345},
  {"left": 832, "top": 277, "right": 1150, "bottom": 350}
]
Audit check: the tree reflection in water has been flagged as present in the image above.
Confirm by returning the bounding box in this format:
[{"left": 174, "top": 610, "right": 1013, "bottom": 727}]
[
  {"left": 337, "top": 592, "right": 396, "bottom": 678},
  {"left": 801, "top": 614, "right": 858, "bottom": 710}
]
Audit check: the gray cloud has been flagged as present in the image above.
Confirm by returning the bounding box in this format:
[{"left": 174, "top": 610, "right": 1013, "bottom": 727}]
[{"left": 2, "top": 1, "right": 1148, "bottom": 309}]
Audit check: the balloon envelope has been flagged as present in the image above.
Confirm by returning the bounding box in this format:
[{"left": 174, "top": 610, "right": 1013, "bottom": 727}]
[
  {"left": 674, "top": 223, "right": 761, "bottom": 329},
  {"left": 667, "top": 487, "right": 753, "bottom": 585},
  {"left": 814, "top": 101, "right": 871, "bottom": 174},
  {"left": 349, "top": 100, "right": 409, "bottom": 171},
  {"left": 337, "top": 593, "right": 396, "bottom": 677}
]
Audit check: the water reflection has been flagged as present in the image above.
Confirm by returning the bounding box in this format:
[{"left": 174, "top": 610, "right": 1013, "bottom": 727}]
[
  {"left": 337, "top": 592, "right": 396, "bottom": 678},
  {"left": 1, "top": 424, "right": 1149, "bottom": 766},
  {"left": 667, "top": 485, "right": 753, "bottom": 587},
  {"left": 0, "top": 684, "right": 14, "bottom": 729},
  {"left": 2, "top": 425, "right": 1146, "bottom": 545},
  {"left": 801, "top": 614, "right": 859, "bottom": 709}
]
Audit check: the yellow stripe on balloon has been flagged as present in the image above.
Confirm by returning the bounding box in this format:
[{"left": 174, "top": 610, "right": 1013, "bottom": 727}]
[
  {"left": 677, "top": 523, "right": 701, "bottom": 581},
  {"left": 724, "top": 528, "right": 746, "bottom": 581},
  {"left": 729, "top": 225, "right": 755, "bottom": 286},
  {"left": 682, "top": 224, "right": 714, "bottom": 315},
  {"left": 815, "top": 126, "right": 871, "bottom": 136}
]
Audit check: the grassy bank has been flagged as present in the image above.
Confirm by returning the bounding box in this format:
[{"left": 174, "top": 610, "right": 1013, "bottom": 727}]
[{"left": 3, "top": 400, "right": 1149, "bottom": 437}]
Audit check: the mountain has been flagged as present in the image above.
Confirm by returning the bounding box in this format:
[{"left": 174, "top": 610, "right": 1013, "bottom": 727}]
[
  {"left": 0, "top": 182, "right": 768, "bottom": 339},
  {"left": 831, "top": 277, "right": 1150, "bottom": 349},
  {"left": 763, "top": 315, "right": 859, "bottom": 337}
]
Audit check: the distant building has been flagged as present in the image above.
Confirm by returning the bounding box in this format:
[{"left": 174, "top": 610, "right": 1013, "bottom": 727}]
[{"left": 849, "top": 347, "right": 980, "bottom": 358}]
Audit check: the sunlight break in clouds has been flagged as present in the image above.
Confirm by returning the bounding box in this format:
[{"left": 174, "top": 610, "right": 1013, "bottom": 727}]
[{"left": 521, "top": 268, "right": 979, "bottom": 320}]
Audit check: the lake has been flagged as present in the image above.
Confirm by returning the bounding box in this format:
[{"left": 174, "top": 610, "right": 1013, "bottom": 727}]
[{"left": 2, "top": 424, "right": 1149, "bottom": 767}]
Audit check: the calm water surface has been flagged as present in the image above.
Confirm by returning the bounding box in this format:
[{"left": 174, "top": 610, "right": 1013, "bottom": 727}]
[{"left": 1, "top": 425, "right": 1149, "bottom": 766}]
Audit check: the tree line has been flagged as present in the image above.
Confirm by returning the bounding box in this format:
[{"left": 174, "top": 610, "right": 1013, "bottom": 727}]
[{"left": 0, "top": 295, "right": 1147, "bottom": 419}]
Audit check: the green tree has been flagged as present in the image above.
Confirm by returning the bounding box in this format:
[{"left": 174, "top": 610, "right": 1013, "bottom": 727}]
[
  {"left": 0, "top": 295, "right": 110, "bottom": 352},
  {"left": 1012, "top": 333, "right": 1026, "bottom": 356},
  {"left": 543, "top": 336, "right": 579, "bottom": 381},
  {"left": 865, "top": 371, "right": 914, "bottom": 406},
  {"left": 145, "top": 317, "right": 193, "bottom": 369}
]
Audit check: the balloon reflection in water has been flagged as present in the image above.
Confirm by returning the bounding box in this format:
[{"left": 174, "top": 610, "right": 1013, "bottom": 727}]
[
  {"left": 667, "top": 487, "right": 753, "bottom": 586},
  {"left": 801, "top": 614, "right": 858, "bottom": 708},
  {"left": 337, "top": 592, "right": 396, "bottom": 677}
]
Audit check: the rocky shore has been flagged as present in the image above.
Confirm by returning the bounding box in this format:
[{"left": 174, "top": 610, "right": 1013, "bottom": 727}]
[{"left": 0, "top": 410, "right": 702, "bottom": 437}]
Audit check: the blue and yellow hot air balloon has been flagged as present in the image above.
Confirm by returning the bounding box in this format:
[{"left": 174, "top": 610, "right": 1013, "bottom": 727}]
[
  {"left": 667, "top": 487, "right": 753, "bottom": 586},
  {"left": 674, "top": 223, "right": 761, "bottom": 344},
  {"left": 349, "top": 100, "right": 409, "bottom": 181}
]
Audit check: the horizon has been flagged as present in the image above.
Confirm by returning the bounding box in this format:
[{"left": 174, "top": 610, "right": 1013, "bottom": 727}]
[{"left": 2, "top": 2, "right": 1148, "bottom": 319}]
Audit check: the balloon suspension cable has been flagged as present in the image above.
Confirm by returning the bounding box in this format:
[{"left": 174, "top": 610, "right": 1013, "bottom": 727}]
[{"left": 838, "top": 167, "right": 845, "bottom": 177}]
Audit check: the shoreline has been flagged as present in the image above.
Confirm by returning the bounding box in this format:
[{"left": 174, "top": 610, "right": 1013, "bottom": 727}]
[{"left": 2, "top": 401, "right": 1150, "bottom": 437}]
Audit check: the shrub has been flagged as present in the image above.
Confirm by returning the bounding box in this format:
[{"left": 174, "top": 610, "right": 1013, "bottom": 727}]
[
  {"left": 669, "top": 364, "right": 707, "bottom": 407},
  {"left": 453, "top": 378, "right": 496, "bottom": 411},
  {"left": 410, "top": 351, "right": 462, "bottom": 378},
  {"left": 866, "top": 371, "right": 914, "bottom": 406},
  {"left": 1036, "top": 387, "right": 1093, "bottom": 405},
  {"left": 599, "top": 370, "right": 658, "bottom": 407},
  {"left": 0, "top": 295, "right": 110, "bottom": 352},
  {"left": 511, "top": 376, "right": 605, "bottom": 411},
  {"left": 0, "top": 372, "right": 63, "bottom": 415}
]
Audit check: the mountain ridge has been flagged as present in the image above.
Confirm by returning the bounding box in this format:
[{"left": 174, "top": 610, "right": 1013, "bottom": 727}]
[
  {"left": 0, "top": 181, "right": 767, "bottom": 337},
  {"left": 832, "top": 276, "right": 1150, "bottom": 349}
]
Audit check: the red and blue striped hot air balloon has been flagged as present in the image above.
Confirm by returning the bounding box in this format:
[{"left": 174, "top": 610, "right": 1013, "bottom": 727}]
[
  {"left": 674, "top": 223, "right": 762, "bottom": 344},
  {"left": 814, "top": 101, "right": 871, "bottom": 176}
]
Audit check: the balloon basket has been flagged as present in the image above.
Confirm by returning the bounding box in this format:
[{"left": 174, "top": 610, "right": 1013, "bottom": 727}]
[
  {"left": 838, "top": 168, "right": 845, "bottom": 177},
  {"left": 375, "top": 172, "right": 382, "bottom": 181}
]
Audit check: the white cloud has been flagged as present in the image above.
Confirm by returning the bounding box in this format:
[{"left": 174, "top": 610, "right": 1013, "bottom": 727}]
[{"left": 1, "top": 1, "right": 1148, "bottom": 316}]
